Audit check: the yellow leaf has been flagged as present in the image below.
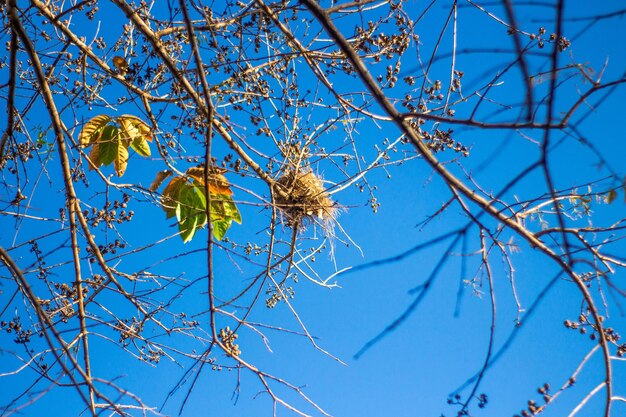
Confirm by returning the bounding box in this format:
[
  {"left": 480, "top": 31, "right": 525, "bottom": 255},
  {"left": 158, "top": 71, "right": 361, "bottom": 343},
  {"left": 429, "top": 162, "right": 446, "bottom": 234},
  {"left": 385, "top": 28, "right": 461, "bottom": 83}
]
[
  {"left": 186, "top": 166, "right": 233, "bottom": 196},
  {"left": 112, "top": 56, "right": 129, "bottom": 76},
  {"left": 114, "top": 140, "right": 129, "bottom": 177},
  {"left": 150, "top": 170, "right": 173, "bottom": 192},
  {"left": 117, "top": 115, "right": 153, "bottom": 142},
  {"left": 112, "top": 56, "right": 128, "bottom": 70},
  {"left": 88, "top": 143, "right": 101, "bottom": 170},
  {"left": 79, "top": 115, "right": 112, "bottom": 147},
  {"left": 118, "top": 115, "right": 152, "bottom": 157},
  {"left": 131, "top": 137, "right": 151, "bottom": 156},
  {"left": 607, "top": 189, "right": 617, "bottom": 204},
  {"left": 162, "top": 176, "right": 186, "bottom": 219}
]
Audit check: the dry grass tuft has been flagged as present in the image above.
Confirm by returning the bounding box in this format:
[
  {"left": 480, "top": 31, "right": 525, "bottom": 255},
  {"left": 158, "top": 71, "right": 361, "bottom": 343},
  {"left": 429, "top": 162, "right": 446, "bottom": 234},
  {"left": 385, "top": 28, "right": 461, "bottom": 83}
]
[{"left": 274, "top": 169, "right": 337, "bottom": 229}]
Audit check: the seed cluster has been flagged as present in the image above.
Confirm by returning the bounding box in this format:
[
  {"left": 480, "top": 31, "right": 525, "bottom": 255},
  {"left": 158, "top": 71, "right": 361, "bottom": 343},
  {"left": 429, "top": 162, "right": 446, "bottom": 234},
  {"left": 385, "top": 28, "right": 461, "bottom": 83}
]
[
  {"left": 564, "top": 311, "right": 623, "bottom": 351},
  {"left": 115, "top": 317, "right": 144, "bottom": 346},
  {"left": 82, "top": 194, "right": 134, "bottom": 229},
  {"left": 219, "top": 327, "right": 241, "bottom": 357},
  {"left": 0, "top": 317, "right": 33, "bottom": 344},
  {"left": 0, "top": 141, "right": 43, "bottom": 172},
  {"left": 265, "top": 284, "right": 295, "bottom": 309}
]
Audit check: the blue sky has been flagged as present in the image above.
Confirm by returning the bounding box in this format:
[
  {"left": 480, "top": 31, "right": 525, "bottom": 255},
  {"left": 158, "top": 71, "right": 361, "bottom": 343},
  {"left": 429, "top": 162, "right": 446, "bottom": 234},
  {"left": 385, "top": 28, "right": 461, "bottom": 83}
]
[{"left": 1, "top": 1, "right": 625, "bottom": 416}]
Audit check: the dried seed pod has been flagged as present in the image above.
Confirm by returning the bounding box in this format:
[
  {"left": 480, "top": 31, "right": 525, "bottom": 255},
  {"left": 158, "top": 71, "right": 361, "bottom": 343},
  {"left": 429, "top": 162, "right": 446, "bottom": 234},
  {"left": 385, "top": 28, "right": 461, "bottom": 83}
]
[{"left": 112, "top": 56, "right": 129, "bottom": 75}]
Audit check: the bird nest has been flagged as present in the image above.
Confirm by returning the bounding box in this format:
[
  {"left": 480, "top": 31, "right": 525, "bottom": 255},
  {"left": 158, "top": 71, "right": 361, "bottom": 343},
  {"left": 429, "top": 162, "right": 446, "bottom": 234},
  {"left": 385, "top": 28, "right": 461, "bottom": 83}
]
[{"left": 273, "top": 169, "right": 337, "bottom": 229}]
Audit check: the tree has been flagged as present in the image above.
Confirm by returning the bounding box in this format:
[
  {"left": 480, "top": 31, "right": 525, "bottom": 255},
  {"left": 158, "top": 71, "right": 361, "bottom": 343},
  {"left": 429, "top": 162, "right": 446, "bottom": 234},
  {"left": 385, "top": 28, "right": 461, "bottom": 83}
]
[{"left": 1, "top": 0, "right": 625, "bottom": 416}]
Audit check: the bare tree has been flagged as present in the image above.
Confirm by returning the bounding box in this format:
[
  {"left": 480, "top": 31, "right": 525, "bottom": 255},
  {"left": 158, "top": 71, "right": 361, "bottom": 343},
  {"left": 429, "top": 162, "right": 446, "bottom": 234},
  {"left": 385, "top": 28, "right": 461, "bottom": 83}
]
[{"left": 1, "top": 0, "right": 625, "bottom": 416}]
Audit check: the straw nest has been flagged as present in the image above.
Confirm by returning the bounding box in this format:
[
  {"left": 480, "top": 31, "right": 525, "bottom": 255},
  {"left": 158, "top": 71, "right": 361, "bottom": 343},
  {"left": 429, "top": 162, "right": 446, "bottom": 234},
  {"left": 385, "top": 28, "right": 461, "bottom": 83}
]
[{"left": 273, "top": 169, "right": 337, "bottom": 229}]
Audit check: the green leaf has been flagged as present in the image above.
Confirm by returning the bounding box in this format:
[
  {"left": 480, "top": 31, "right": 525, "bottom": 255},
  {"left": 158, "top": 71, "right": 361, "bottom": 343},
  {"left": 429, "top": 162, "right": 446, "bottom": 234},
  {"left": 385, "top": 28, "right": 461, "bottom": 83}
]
[
  {"left": 210, "top": 193, "right": 242, "bottom": 224},
  {"left": 130, "top": 136, "right": 151, "bottom": 157},
  {"left": 96, "top": 125, "right": 120, "bottom": 166},
  {"left": 177, "top": 204, "right": 198, "bottom": 243},
  {"left": 79, "top": 115, "right": 112, "bottom": 147},
  {"left": 176, "top": 183, "right": 207, "bottom": 243},
  {"left": 95, "top": 125, "right": 129, "bottom": 177},
  {"left": 211, "top": 220, "right": 230, "bottom": 241}
]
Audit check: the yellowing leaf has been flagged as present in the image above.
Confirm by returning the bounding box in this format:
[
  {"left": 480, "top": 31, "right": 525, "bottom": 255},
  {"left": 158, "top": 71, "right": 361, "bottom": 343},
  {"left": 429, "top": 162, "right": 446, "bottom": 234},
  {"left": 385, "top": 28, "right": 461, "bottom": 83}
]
[
  {"left": 162, "top": 176, "right": 185, "bottom": 219},
  {"left": 94, "top": 125, "right": 130, "bottom": 177},
  {"left": 112, "top": 56, "right": 128, "bottom": 70},
  {"left": 114, "top": 140, "right": 130, "bottom": 177},
  {"left": 212, "top": 220, "right": 230, "bottom": 241},
  {"left": 79, "top": 115, "right": 111, "bottom": 147},
  {"left": 209, "top": 193, "right": 241, "bottom": 224},
  {"left": 150, "top": 170, "right": 173, "bottom": 192},
  {"left": 118, "top": 115, "right": 152, "bottom": 157},
  {"left": 207, "top": 193, "right": 241, "bottom": 241},
  {"left": 118, "top": 115, "right": 153, "bottom": 141},
  {"left": 221, "top": 194, "right": 242, "bottom": 224},
  {"left": 186, "top": 166, "right": 233, "bottom": 195},
  {"left": 88, "top": 143, "right": 101, "bottom": 170},
  {"left": 607, "top": 189, "right": 618, "bottom": 204},
  {"left": 209, "top": 197, "right": 228, "bottom": 221},
  {"left": 130, "top": 137, "right": 151, "bottom": 157}
]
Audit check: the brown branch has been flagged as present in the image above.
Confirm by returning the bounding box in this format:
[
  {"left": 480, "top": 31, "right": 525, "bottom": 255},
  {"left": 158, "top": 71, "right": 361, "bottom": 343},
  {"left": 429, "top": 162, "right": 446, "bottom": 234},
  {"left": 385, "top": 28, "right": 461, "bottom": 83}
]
[
  {"left": 7, "top": 2, "right": 97, "bottom": 413},
  {"left": 0, "top": 246, "right": 121, "bottom": 415},
  {"left": 0, "top": 25, "right": 18, "bottom": 161},
  {"left": 299, "top": 3, "right": 613, "bottom": 416},
  {"left": 178, "top": 0, "right": 219, "bottom": 354},
  {"left": 502, "top": 0, "right": 534, "bottom": 119},
  {"left": 110, "top": 0, "right": 281, "bottom": 194}
]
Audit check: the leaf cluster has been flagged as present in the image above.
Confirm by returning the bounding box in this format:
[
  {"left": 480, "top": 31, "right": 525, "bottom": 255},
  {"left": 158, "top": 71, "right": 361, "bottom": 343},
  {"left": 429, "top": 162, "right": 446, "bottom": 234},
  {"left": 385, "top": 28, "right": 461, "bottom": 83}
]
[
  {"left": 79, "top": 115, "right": 152, "bottom": 176},
  {"left": 159, "top": 167, "right": 242, "bottom": 243}
]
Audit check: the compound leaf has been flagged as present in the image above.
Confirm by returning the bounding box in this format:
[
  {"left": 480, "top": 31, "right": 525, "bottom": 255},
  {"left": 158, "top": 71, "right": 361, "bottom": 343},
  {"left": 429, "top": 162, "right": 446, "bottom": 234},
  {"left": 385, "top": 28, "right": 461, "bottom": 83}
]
[{"left": 163, "top": 172, "right": 242, "bottom": 243}]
